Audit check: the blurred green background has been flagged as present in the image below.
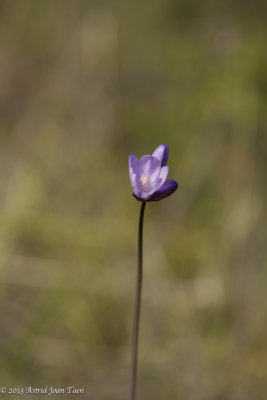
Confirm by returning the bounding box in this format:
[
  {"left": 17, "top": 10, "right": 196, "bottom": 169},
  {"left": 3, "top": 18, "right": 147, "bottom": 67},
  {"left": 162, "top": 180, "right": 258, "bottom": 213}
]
[{"left": 0, "top": 1, "right": 267, "bottom": 399}]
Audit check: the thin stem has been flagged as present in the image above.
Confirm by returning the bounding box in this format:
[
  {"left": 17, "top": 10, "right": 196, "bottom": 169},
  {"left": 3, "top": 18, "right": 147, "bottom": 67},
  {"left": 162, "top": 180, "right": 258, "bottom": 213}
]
[{"left": 129, "top": 201, "right": 146, "bottom": 400}]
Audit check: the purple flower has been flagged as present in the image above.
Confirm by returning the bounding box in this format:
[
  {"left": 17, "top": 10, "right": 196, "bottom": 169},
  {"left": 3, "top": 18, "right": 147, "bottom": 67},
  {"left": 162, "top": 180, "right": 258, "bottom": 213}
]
[{"left": 129, "top": 144, "right": 178, "bottom": 202}]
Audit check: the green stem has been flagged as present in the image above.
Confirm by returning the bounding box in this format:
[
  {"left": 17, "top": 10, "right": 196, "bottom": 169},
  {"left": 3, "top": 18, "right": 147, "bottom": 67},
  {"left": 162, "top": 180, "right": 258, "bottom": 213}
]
[{"left": 129, "top": 201, "right": 146, "bottom": 400}]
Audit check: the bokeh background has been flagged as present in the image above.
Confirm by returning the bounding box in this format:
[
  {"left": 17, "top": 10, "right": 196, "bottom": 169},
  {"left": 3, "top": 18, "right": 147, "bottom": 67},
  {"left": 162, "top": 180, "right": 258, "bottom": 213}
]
[{"left": 0, "top": 1, "right": 267, "bottom": 399}]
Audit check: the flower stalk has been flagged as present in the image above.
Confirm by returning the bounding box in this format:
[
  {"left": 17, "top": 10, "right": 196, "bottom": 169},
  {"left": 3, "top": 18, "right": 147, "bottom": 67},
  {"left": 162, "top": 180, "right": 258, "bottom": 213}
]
[
  {"left": 128, "top": 144, "right": 178, "bottom": 399},
  {"left": 129, "top": 201, "right": 146, "bottom": 400}
]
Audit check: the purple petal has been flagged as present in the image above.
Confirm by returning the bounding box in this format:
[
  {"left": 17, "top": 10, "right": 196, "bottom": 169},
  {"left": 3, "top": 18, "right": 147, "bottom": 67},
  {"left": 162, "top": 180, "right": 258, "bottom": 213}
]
[
  {"left": 132, "top": 192, "right": 145, "bottom": 201},
  {"left": 149, "top": 165, "right": 169, "bottom": 193},
  {"left": 157, "top": 165, "right": 169, "bottom": 186},
  {"left": 128, "top": 154, "right": 139, "bottom": 189},
  {"left": 135, "top": 162, "right": 167, "bottom": 198},
  {"left": 133, "top": 191, "right": 151, "bottom": 200},
  {"left": 139, "top": 155, "right": 161, "bottom": 183},
  {"left": 132, "top": 191, "right": 152, "bottom": 201},
  {"left": 152, "top": 144, "right": 169, "bottom": 167},
  {"left": 148, "top": 180, "right": 178, "bottom": 201}
]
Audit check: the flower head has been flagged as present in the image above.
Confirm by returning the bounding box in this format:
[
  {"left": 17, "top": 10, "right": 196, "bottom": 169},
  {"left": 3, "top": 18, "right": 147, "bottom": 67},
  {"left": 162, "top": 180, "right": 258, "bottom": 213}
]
[{"left": 129, "top": 144, "right": 178, "bottom": 202}]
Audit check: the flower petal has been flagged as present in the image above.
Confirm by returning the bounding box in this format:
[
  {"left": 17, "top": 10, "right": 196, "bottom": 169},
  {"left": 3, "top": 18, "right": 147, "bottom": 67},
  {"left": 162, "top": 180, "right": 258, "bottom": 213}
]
[
  {"left": 129, "top": 154, "right": 139, "bottom": 189},
  {"left": 155, "top": 165, "right": 169, "bottom": 188},
  {"left": 152, "top": 144, "right": 169, "bottom": 167},
  {"left": 148, "top": 180, "right": 178, "bottom": 201},
  {"left": 133, "top": 192, "right": 147, "bottom": 201},
  {"left": 133, "top": 166, "right": 169, "bottom": 200},
  {"left": 139, "top": 155, "right": 161, "bottom": 183},
  {"left": 133, "top": 191, "right": 151, "bottom": 201}
]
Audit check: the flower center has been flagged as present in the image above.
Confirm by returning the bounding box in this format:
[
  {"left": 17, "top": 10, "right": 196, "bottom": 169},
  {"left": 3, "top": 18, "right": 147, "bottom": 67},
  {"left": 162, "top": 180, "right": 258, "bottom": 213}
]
[{"left": 140, "top": 173, "right": 150, "bottom": 188}]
